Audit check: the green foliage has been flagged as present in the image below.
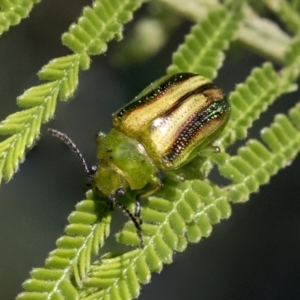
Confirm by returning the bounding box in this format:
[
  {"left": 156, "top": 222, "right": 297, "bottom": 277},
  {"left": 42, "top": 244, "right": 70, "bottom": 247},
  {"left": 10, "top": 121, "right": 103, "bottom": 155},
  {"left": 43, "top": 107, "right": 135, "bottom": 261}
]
[
  {"left": 219, "top": 62, "right": 296, "bottom": 148},
  {"left": 0, "top": 0, "right": 143, "bottom": 183},
  {"left": 0, "top": 0, "right": 300, "bottom": 299},
  {"left": 264, "top": 0, "right": 300, "bottom": 33},
  {"left": 79, "top": 180, "right": 230, "bottom": 299},
  {"left": 0, "top": 0, "right": 40, "bottom": 35},
  {"left": 215, "top": 105, "right": 300, "bottom": 202},
  {"left": 167, "top": 1, "right": 244, "bottom": 79},
  {"left": 62, "top": 0, "right": 141, "bottom": 55},
  {"left": 17, "top": 191, "right": 111, "bottom": 300}
]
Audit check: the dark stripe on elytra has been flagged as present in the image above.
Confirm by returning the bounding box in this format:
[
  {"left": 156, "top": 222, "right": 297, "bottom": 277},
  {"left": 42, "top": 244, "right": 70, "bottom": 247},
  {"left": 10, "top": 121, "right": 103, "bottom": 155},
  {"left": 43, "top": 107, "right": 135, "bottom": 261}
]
[
  {"left": 162, "top": 97, "right": 228, "bottom": 164},
  {"left": 116, "top": 73, "right": 197, "bottom": 121},
  {"left": 161, "top": 83, "right": 216, "bottom": 118}
]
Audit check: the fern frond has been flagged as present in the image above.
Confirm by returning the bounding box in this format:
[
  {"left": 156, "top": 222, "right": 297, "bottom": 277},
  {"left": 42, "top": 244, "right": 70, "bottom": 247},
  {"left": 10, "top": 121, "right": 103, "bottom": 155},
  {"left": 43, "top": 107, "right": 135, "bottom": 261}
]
[
  {"left": 17, "top": 191, "right": 111, "bottom": 300},
  {"left": 264, "top": 0, "right": 300, "bottom": 34},
  {"left": 62, "top": 0, "right": 142, "bottom": 55},
  {"left": 37, "top": 54, "right": 84, "bottom": 100},
  {"left": 0, "top": 80, "right": 59, "bottom": 181},
  {"left": 218, "top": 62, "right": 296, "bottom": 149},
  {"left": 285, "top": 36, "right": 300, "bottom": 67},
  {"left": 0, "top": 0, "right": 143, "bottom": 184},
  {"left": 218, "top": 33, "right": 300, "bottom": 149},
  {"left": 167, "top": 0, "right": 244, "bottom": 79},
  {"left": 0, "top": 0, "right": 40, "bottom": 35},
  {"left": 79, "top": 180, "right": 230, "bottom": 299},
  {"left": 13, "top": 0, "right": 300, "bottom": 299},
  {"left": 16, "top": 3, "right": 243, "bottom": 298},
  {"left": 0, "top": 57, "right": 82, "bottom": 183},
  {"left": 282, "top": 35, "right": 300, "bottom": 82},
  {"left": 215, "top": 103, "right": 300, "bottom": 203},
  {"left": 164, "top": 1, "right": 291, "bottom": 63}
]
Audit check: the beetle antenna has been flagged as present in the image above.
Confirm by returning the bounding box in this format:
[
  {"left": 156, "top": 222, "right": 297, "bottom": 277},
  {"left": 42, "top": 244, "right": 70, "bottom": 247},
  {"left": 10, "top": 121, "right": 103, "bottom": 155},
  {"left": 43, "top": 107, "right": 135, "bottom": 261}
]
[
  {"left": 109, "top": 195, "right": 144, "bottom": 248},
  {"left": 47, "top": 128, "right": 92, "bottom": 177}
]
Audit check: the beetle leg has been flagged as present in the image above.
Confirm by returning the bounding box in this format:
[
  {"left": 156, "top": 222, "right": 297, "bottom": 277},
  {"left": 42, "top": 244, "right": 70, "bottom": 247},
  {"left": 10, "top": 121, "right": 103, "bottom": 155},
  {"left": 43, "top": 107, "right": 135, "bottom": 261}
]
[
  {"left": 109, "top": 193, "right": 144, "bottom": 248},
  {"left": 107, "top": 195, "right": 115, "bottom": 211},
  {"left": 134, "top": 198, "right": 142, "bottom": 225}
]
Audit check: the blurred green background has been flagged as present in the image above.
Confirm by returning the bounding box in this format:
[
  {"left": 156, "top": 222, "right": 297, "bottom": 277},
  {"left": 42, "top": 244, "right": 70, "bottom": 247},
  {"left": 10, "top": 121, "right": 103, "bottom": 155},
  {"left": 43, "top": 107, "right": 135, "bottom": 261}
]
[{"left": 0, "top": 1, "right": 299, "bottom": 299}]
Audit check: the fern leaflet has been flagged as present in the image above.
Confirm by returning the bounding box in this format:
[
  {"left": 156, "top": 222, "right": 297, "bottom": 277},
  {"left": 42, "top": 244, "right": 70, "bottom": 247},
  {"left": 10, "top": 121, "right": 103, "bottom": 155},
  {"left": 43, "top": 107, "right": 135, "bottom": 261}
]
[
  {"left": 265, "top": 0, "right": 300, "bottom": 34},
  {"left": 79, "top": 180, "right": 230, "bottom": 299},
  {"left": 0, "top": 0, "right": 143, "bottom": 184},
  {"left": 0, "top": 0, "right": 40, "bottom": 35},
  {"left": 167, "top": 0, "right": 244, "bottom": 79},
  {"left": 62, "top": 0, "right": 142, "bottom": 55},
  {"left": 15, "top": 0, "right": 300, "bottom": 299},
  {"left": 215, "top": 103, "right": 300, "bottom": 203},
  {"left": 17, "top": 191, "right": 111, "bottom": 300}
]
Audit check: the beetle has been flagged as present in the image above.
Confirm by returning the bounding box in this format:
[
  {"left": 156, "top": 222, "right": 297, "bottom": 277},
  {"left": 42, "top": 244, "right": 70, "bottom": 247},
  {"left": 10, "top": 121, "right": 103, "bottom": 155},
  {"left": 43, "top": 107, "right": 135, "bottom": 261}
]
[{"left": 48, "top": 72, "right": 230, "bottom": 248}]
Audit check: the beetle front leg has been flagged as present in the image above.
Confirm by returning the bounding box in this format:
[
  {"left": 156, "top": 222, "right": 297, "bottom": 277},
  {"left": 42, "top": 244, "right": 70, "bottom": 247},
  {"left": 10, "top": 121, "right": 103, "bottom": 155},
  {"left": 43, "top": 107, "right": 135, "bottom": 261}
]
[
  {"left": 108, "top": 194, "right": 115, "bottom": 210},
  {"left": 109, "top": 192, "right": 144, "bottom": 248}
]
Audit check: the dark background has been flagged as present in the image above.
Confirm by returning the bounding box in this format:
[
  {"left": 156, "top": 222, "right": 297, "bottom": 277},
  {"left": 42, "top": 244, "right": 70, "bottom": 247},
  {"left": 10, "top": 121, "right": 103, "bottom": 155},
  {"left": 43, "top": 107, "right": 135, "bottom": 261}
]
[{"left": 0, "top": 1, "right": 299, "bottom": 299}]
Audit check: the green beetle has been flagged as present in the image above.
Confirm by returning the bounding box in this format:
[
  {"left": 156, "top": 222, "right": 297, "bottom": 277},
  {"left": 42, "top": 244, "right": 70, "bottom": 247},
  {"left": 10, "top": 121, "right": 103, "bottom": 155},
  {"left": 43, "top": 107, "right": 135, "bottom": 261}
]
[{"left": 48, "top": 73, "right": 230, "bottom": 247}]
